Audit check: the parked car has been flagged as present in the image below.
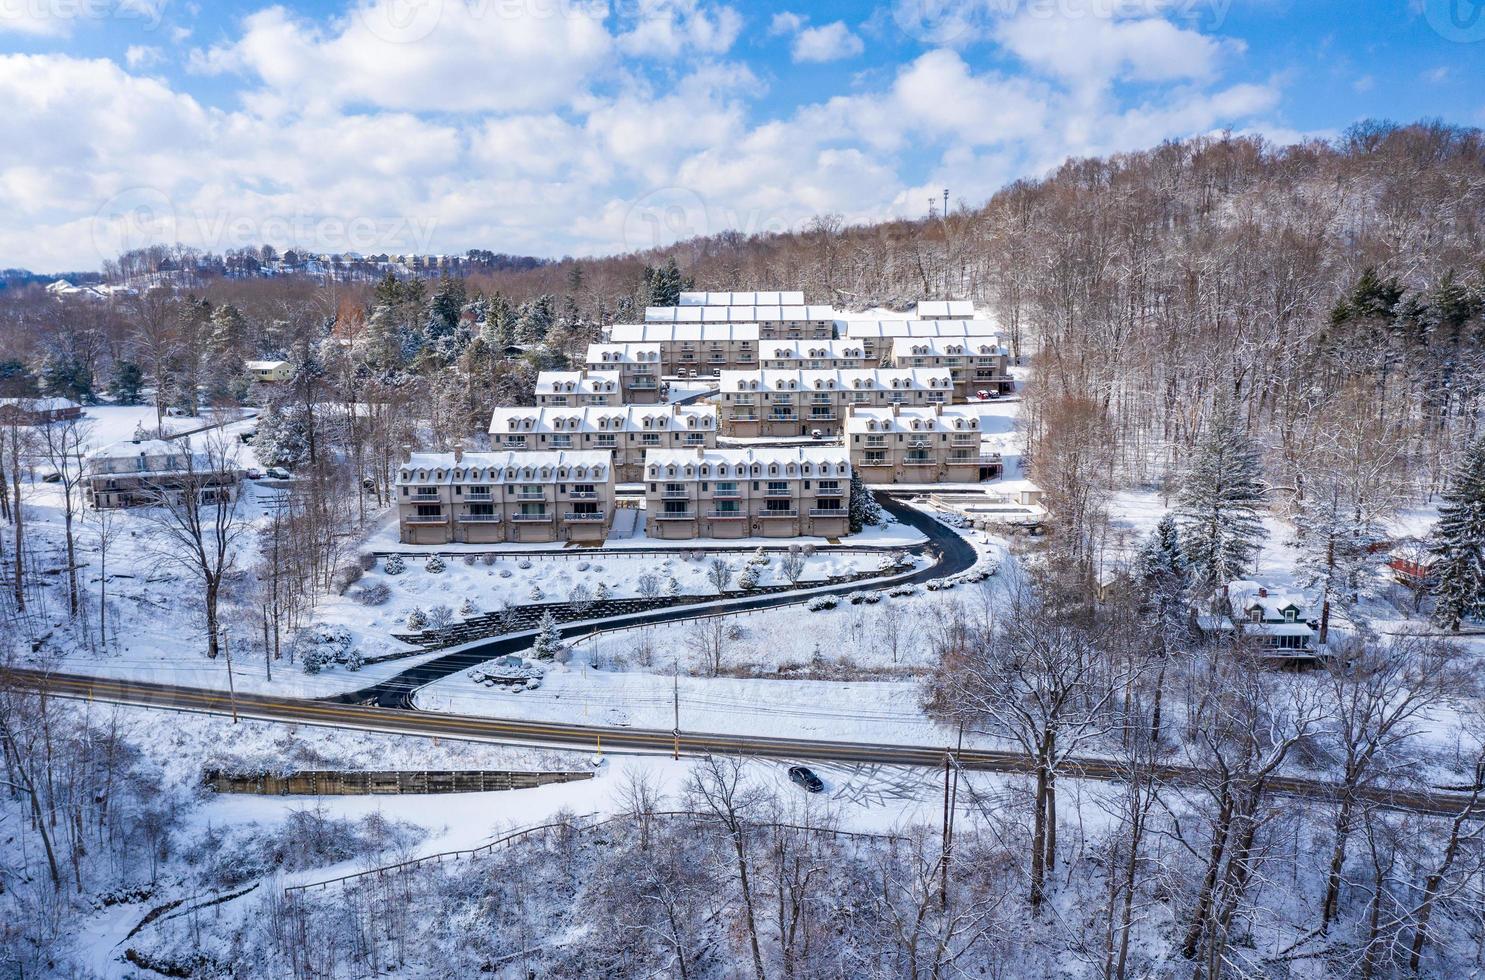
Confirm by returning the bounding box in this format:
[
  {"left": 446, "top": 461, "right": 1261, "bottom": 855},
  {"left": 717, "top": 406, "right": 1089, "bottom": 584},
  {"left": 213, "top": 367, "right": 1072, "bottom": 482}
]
[
  {"left": 245, "top": 468, "right": 262, "bottom": 480},
  {"left": 266, "top": 466, "right": 290, "bottom": 480},
  {"left": 788, "top": 766, "right": 824, "bottom": 793},
  {"left": 810, "top": 428, "right": 826, "bottom": 440},
  {"left": 40, "top": 470, "right": 61, "bottom": 483}
]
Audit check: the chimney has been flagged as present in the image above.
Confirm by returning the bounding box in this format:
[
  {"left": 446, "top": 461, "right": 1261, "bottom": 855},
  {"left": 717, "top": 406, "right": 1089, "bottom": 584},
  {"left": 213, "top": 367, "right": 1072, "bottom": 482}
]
[
  {"left": 400, "top": 443, "right": 412, "bottom": 462},
  {"left": 1257, "top": 586, "right": 1268, "bottom": 598},
  {"left": 453, "top": 441, "right": 464, "bottom": 464}
]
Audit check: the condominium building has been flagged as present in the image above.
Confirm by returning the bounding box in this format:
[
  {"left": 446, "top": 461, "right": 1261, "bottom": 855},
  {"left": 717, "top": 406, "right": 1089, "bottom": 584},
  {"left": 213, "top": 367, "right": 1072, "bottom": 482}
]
[
  {"left": 758, "top": 339, "right": 878, "bottom": 371},
  {"left": 534, "top": 370, "right": 622, "bottom": 406},
  {"left": 606, "top": 323, "right": 759, "bottom": 377},
  {"left": 644, "top": 304, "right": 836, "bottom": 340},
  {"left": 846, "top": 406, "right": 1003, "bottom": 484},
  {"left": 679, "top": 290, "right": 805, "bottom": 306},
  {"left": 889, "top": 337, "right": 1013, "bottom": 398},
  {"left": 643, "top": 446, "right": 851, "bottom": 540},
  {"left": 840, "top": 319, "right": 1001, "bottom": 360},
  {"left": 713, "top": 368, "right": 955, "bottom": 438},
  {"left": 487, "top": 403, "right": 718, "bottom": 482},
  {"left": 395, "top": 448, "right": 615, "bottom": 545},
  {"left": 583, "top": 343, "right": 663, "bottom": 403},
  {"left": 85, "top": 437, "right": 242, "bottom": 509}
]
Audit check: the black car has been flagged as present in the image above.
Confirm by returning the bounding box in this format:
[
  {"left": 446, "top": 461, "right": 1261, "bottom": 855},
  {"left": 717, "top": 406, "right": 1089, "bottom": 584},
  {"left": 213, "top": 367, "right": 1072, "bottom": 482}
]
[{"left": 788, "top": 766, "right": 824, "bottom": 793}]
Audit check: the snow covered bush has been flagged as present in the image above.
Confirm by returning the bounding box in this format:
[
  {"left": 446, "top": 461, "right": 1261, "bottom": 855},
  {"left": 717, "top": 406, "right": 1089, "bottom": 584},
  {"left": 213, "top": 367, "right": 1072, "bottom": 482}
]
[
  {"left": 383, "top": 553, "right": 406, "bottom": 575},
  {"left": 480, "top": 554, "right": 497, "bottom": 566},
  {"left": 806, "top": 595, "right": 839, "bottom": 611},
  {"left": 529, "top": 584, "right": 544, "bottom": 602},
  {"left": 427, "top": 604, "right": 453, "bottom": 633},
  {"left": 425, "top": 555, "right": 446, "bottom": 574},
  {"left": 500, "top": 568, "right": 513, "bottom": 578},
  {"left": 747, "top": 547, "right": 770, "bottom": 566},
  {"left": 666, "top": 577, "right": 681, "bottom": 598},
  {"left": 352, "top": 581, "right": 391, "bottom": 606},
  {"left": 594, "top": 582, "right": 610, "bottom": 602},
  {"left": 357, "top": 552, "right": 377, "bottom": 571},
  {"left": 343, "top": 648, "right": 364, "bottom": 672},
  {"left": 803, "top": 543, "right": 817, "bottom": 556},
  {"left": 848, "top": 591, "right": 882, "bottom": 604},
  {"left": 462, "top": 554, "right": 477, "bottom": 567},
  {"left": 296, "top": 624, "right": 355, "bottom": 672},
  {"left": 888, "top": 584, "right": 920, "bottom": 597},
  {"left": 458, "top": 597, "right": 478, "bottom": 617},
  {"left": 576, "top": 561, "right": 591, "bottom": 572},
  {"left": 332, "top": 562, "right": 363, "bottom": 595},
  {"left": 568, "top": 583, "right": 594, "bottom": 614},
  {"left": 737, "top": 565, "right": 760, "bottom": 590},
  {"left": 637, "top": 573, "right": 660, "bottom": 599},
  {"left": 301, "top": 648, "right": 327, "bottom": 674},
  {"left": 518, "top": 558, "right": 533, "bottom": 570},
  {"left": 405, "top": 606, "right": 428, "bottom": 631}
]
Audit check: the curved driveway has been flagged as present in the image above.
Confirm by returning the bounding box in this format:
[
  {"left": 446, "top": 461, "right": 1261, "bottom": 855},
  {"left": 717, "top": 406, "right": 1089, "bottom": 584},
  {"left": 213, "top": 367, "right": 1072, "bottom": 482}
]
[{"left": 339, "top": 496, "right": 978, "bottom": 708}]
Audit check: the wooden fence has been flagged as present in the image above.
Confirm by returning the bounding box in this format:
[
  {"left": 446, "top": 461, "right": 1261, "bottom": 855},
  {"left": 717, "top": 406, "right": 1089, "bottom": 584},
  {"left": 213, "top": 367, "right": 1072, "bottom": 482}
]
[{"left": 204, "top": 769, "right": 593, "bottom": 796}]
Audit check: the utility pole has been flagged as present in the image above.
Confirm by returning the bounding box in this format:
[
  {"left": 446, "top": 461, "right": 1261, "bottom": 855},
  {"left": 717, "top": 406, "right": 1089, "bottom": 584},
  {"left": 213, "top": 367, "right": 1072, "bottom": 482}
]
[
  {"left": 941, "top": 746, "right": 951, "bottom": 909},
  {"left": 223, "top": 629, "right": 239, "bottom": 724},
  {"left": 672, "top": 661, "right": 681, "bottom": 760}
]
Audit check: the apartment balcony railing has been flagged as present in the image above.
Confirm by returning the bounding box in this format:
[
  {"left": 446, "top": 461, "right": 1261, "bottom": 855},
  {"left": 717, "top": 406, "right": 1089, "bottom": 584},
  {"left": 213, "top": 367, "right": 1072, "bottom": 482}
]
[
  {"left": 808, "top": 508, "right": 846, "bottom": 518},
  {"left": 711, "top": 487, "right": 741, "bottom": 497},
  {"left": 905, "top": 454, "right": 933, "bottom": 464},
  {"left": 514, "top": 490, "right": 547, "bottom": 499},
  {"left": 763, "top": 487, "right": 792, "bottom": 497},
  {"left": 809, "top": 412, "right": 837, "bottom": 420},
  {"left": 653, "top": 510, "right": 695, "bottom": 520},
  {"left": 458, "top": 513, "right": 502, "bottom": 523},
  {"left": 816, "top": 487, "right": 844, "bottom": 496},
  {"left": 768, "top": 414, "right": 798, "bottom": 422},
  {"left": 705, "top": 510, "right": 746, "bottom": 519},
  {"left": 566, "top": 490, "right": 599, "bottom": 499},
  {"left": 563, "top": 512, "right": 606, "bottom": 522},
  {"left": 861, "top": 458, "right": 891, "bottom": 466},
  {"left": 661, "top": 489, "right": 691, "bottom": 498},
  {"left": 411, "top": 490, "right": 440, "bottom": 499},
  {"left": 510, "top": 512, "right": 553, "bottom": 522},
  {"left": 629, "top": 379, "right": 659, "bottom": 389},
  {"left": 730, "top": 414, "right": 760, "bottom": 422},
  {"left": 463, "top": 491, "right": 493, "bottom": 500},
  {"left": 405, "top": 514, "right": 447, "bottom": 524},
  {"left": 758, "top": 509, "right": 798, "bottom": 519}
]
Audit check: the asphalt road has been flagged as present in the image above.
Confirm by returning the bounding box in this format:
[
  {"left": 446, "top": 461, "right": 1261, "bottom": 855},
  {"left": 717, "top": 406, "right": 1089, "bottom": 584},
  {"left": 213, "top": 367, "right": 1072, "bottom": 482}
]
[
  {"left": 339, "top": 495, "right": 979, "bottom": 708},
  {"left": 11, "top": 668, "right": 1480, "bottom": 818}
]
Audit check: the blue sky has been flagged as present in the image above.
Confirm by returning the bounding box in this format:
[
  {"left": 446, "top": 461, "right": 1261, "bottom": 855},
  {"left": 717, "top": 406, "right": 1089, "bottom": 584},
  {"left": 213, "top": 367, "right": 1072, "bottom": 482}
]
[{"left": 1, "top": 0, "right": 1481, "bottom": 272}]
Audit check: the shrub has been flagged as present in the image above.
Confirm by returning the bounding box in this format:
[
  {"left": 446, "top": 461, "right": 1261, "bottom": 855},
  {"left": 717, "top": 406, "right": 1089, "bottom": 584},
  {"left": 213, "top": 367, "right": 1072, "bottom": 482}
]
[
  {"left": 332, "top": 562, "right": 363, "bottom": 595},
  {"left": 458, "top": 597, "right": 478, "bottom": 617},
  {"left": 576, "top": 561, "right": 591, "bottom": 572},
  {"left": 747, "top": 547, "right": 769, "bottom": 566},
  {"left": 405, "top": 606, "right": 428, "bottom": 631},
  {"left": 357, "top": 552, "right": 377, "bottom": 571},
  {"left": 529, "top": 585, "right": 544, "bottom": 602},
  {"left": 737, "top": 565, "right": 760, "bottom": 590},
  {"left": 353, "top": 582, "right": 391, "bottom": 606},
  {"left": 427, "top": 604, "right": 453, "bottom": 632},
  {"left": 666, "top": 577, "right": 681, "bottom": 598},
  {"left": 499, "top": 568, "right": 513, "bottom": 578},
  {"left": 594, "top": 582, "right": 610, "bottom": 602},
  {"left": 425, "top": 555, "right": 446, "bottom": 574},
  {"left": 462, "top": 554, "right": 477, "bottom": 567},
  {"left": 480, "top": 554, "right": 497, "bottom": 566},
  {"left": 344, "top": 649, "right": 364, "bottom": 672},
  {"left": 803, "top": 543, "right": 817, "bottom": 556},
  {"left": 806, "top": 596, "right": 838, "bottom": 611},
  {"left": 518, "top": 558, "right": 533, "bottom": 570},
  {"left": 383, "top": 554, "right": 405, "bottom": 576}
]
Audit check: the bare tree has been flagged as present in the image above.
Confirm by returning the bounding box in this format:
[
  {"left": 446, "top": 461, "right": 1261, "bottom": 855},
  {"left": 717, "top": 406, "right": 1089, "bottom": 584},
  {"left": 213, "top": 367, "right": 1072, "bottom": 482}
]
[
  {"left": 708, "top": 557, "right": 734, "bottom": 594},
  {"left": 140, "top": 431, "right": 247, "bottom": 659},
  {"left": 35, "top": 417, "right": 92, "bottom": 617},
  {"left": 685, "top": 755, "right": 768, "bottom": 980}
]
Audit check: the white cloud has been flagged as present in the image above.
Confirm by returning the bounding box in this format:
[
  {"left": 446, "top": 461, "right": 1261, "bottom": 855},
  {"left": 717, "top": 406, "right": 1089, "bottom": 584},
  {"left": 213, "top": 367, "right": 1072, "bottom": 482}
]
[
  {"left": 616, "top": 0, "right": 742, "bottom": 58},
  {"left": 125, "top": 45, "right": 164, "bottom": 70},
  {"left": 792, "top": 22, "right": 864, "bottom": 63},
  {"left": 996, "top": 10, "right": 1233, "bottom": 89}
]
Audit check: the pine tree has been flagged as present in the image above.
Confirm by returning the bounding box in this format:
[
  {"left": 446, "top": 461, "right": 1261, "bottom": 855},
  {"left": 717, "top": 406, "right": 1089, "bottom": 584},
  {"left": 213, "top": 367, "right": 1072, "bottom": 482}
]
[
  {"left": 848, "top": 471, "right": 881, "bottom": 533},
  {"left": 1176, "top": 405, "right": 1268, "bottom": 594},
  {"left": 1135, "top": 515, "right": 1192, "bottom": 643},
  {"left": 109, "top": 361, "right": 144, "bottom": 404},
  {"left": 1430, "top": 437, "right": 1485, "bottom": 631},
  {"left": 532, "top": 610, "right": 563, "bottom": 659}
]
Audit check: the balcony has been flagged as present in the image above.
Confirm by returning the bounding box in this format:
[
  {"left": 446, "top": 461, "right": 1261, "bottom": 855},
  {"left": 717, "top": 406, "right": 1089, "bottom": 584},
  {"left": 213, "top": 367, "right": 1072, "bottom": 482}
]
[
  {"left": 566, "top": 489, "right": 599, "bottom": 499},
  {"left": 711, "top": 487, "right": 741, "bottom": 498},
  {"left": 514, "top": 490, "right": 546, "bottom": 499},
  {"left": 458, "top": 513, "right": 501, "bottom": 523},
  {"left": 808, "top": 508, "right": 846, "bottom": 518},
  {"left": 808, "top": 412, "right": 837, "bottom": 421},
  {"left": 653, "top": 510, "right": 695, "bottom": 520},
  {"left": 768, "top": 414, "right": 799, "bottom": 423},
  {"left": 563, "top": 512, "right": 606, "bottom": 522},
  {"left": 661, "top": 488, "right": 691, "bottom": 499},
  {"left": 758, "top": 509, "right": 798, "bottom": 519},
  {"left": 763, "top": 487, "right": 792, "bottom": 497},
  {"left": 904, "top": 455, "right": 933, "bottom": 465},
  {"left": 816, "top": 486, "right": 843, "bottom": 496},
  {"left": 463, "top": 490, "right": 493, "bottom": 501},
  {"left": 405, "top": 514, "right": 446, "bottom": 524},
  {"left": 730, "top": 414, "right": 760, "bottom": 422},
  {"left": 510, "top": 512, "right": 553, "bottom": 522},
  {"left": 706, "top": 510, "right": 746, "bottom": 519},
  {"left": 629, "top": 379, "right": 659, "bottom": 389},
  {"left": 411, "top": 490, "right": 440, "bottom": 500}
]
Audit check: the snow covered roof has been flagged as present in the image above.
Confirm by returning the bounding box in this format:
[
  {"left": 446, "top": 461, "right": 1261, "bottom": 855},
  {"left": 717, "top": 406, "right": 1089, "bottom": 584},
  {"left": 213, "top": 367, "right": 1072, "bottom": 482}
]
[
  {"left": 891, "top": 336, "right": 1006, "bottom": 358},
  {"left": 0, "top": 396, "right": 80, "bottom": 412},
  {"left": 488, "top": 404, "right": 716, "bottom": 435},
  {"left": 678, "top": 290, "right": 806, "bottom": 306},
  {"left": 841, "top": 319, "right": 1001, "bottom": 340},
  {"left": 914, "top": 300, "right": 976, "bottom": 318},
  {"left": 1226, "top": 580, "right": 1312, "bottom": 619},
  {"left": 845, "top": 405, "right": 982, "bottom": 433},
  {"left": 607, "top": 322, "right": 760, "bottom": 343},
  {"left": 88, "top": 437, "right": 180, "bottom": 461},
  {"left": 645, "top": 304, "right": 836, "bottom": 323},
  {"left": 244, "top": 359, "right": 291, "bottom": 371},
  {"left": 399, "top": 450, "right": 612, "bottom": 485},
  {"left": 644, "top": 445, "right": 851, "bottom": 480},
  {"left": 534, "top": 370, "right": 621, "bottom": 395},
  {"left": 759, "top": 340, "right": 873, "bottom": 362},
  {"left": 584, "top": 343, "right": 662, "bottom": 365},
  {"left": 718, "top": 367, "right": 954, "bottom": 392}
]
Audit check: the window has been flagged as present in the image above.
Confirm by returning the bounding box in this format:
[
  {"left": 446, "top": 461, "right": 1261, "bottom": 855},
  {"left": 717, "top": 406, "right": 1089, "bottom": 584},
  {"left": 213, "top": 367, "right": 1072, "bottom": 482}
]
[
  {"left": 641, "top": 433, "right": 661, "bottom": 445},
  {"left": 663, "top": 500, "right": 690, "bottom": 515},
  {"left": 1284, "top": 608, "right": 1296, "bottom": 623},
  {"left": 715, "top": 481, "right": 739, "bottom": 496},
  {"left": 1250, "top": 608, "right": 1262, "bottom": 623},
  {"left": 595, "top": 434, "right": 617, "bottom": 448},
  {"left": 416, "top": 504, "right": 442, "bottom": 518},
  {"left": 714, "top": 500, "right": 740, "bottom": 514},
  {"left": 507, "top": 434, "right": 527, "bottom": 447},
  {"left": 571, "top": 483, "right": 596, "bottom": 497},
  {"left": 551, "top": 434, "right": 573, "bottom": 449},
  {"left": 764, "top": 499, "right": 792, "bottom": 513},
  {"left": 572, "top": 501, "right": 598, "bottom": 516},
  {"left": 766, "top": 481, "right": 789, "bottom": 496}
]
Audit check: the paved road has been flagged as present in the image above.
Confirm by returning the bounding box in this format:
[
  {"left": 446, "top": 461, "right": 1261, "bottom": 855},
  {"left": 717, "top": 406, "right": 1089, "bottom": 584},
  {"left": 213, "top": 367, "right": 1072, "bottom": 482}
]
[
  {"left": 11, "top": 669, "right": 1480, "bottom": 818},
  {"left": 340, "top": 495, "right": 978, "bottom": 708}
]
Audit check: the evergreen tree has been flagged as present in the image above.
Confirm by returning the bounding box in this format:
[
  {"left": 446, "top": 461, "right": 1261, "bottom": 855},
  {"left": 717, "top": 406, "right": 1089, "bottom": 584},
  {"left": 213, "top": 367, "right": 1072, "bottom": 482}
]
[
  {"left": 109, "top": 360, "right": 144, "bottom": 404},
  {"left": 482, "top": 292, "right": 517, "bottom": 348},
  {"left": 1430, "top": 437, "right": 1485, "bottom": 631},
  {"left": 515, "top": 295, "right": 554, "bottom": 345},
  {"left": 641, "top": 257, "right": 691, "bottom": 307},
  {"left": 532, "top": 610, "right": 563, "bottom": 659},
  {"left": 0, "top": 359, "right": 37, "bottom": 397},
  {"left": 1176, "top": 405, "right": 1268, "bottom": 594},
  {"left": 848, "top": 471, "right": 881, "bottom": 533},
  {"left": 39, "top": 354, "right": 94, "bottom": 403},
  {"left": 1135, "top": 514, "right": 1192, "bottom": 643},
  {"left": 254, "top": 403, "right": 313, "bottom": 468}
]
